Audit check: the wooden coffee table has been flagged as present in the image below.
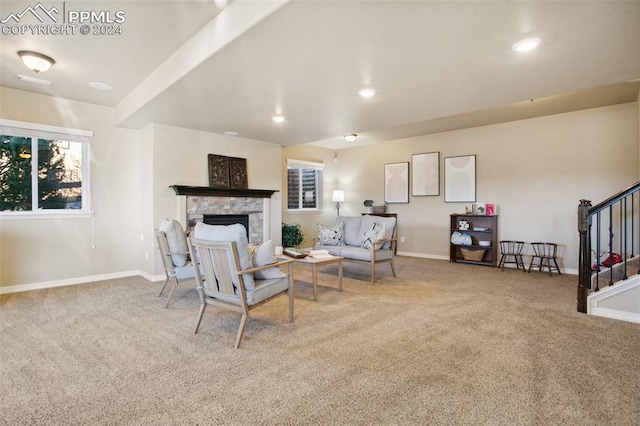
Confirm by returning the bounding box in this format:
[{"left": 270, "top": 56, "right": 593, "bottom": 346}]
[{"left": 283, "top": 255, "right": 343, "bottom": 301}]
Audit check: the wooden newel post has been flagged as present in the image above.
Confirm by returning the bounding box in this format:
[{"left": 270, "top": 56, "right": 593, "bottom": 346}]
[{"left": 577, "top": 199, "right": 592, "bottom": 313}]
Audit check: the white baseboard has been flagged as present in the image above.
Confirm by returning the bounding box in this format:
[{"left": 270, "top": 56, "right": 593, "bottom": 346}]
[
  {"left": 0, "top": 270, "right": 164, "bottom": 295},
  {"left": 589, "top": 307, "right": 640, "bottom": 324},
  {"left": 397, "top": 251, "right": 449, "bottom": 261},
  {"left": 396, "top": 252, "right": 578, "bottom": 274}
]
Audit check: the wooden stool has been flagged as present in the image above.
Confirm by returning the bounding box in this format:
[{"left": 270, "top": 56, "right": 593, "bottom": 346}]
[
  {"left": 498, "top": 241, "right": 526, "bottom": 272},
  {"left": 528, "top": 242, "right": 561, "bottom": 276}
]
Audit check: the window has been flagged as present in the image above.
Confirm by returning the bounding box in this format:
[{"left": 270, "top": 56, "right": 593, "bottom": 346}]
[
  {"left": 0, "top": 119, "right": 93, "bottom": 217},
  {"left": 287, "top": 159, "right": 324, "bottom": 211}
]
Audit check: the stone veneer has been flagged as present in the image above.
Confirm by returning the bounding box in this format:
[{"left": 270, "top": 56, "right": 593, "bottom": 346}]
[{"left": 185, "top": 196, "right": 264, "bottom": 244}]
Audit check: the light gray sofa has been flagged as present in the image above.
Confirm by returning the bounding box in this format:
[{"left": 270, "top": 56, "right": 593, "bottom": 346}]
[{"left": 313, "top": 215, "right": 397, "bottom": 284}]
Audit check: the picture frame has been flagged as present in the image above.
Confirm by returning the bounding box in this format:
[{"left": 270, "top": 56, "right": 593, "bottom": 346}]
[
  {"left": 228, "top": 156, "right": 248, "bottom": 189},
  {"left": 444, "top": 155, "right": 476, "bottom": 202},
  {"left": 384, "top": 162, "right": 409, "bottom": 203},
  {"left": 485, "top": 203, "right": 495, "bottom": 216},
  {"left": 208, "top": 154, "right": 230, "bottom": 188},
  {"left": 411, "top": 152, "right": 440, "bottom": 196}
]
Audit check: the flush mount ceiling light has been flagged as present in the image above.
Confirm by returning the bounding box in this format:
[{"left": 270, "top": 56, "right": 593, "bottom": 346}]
[
  {"left": 343, "top": 134, "right": 358, "bottom": 143},
  {"left": 272, "top": 115, "right": 285, "bottom": 123},
  {"left": 358, "top": 88, "right": 376, "bottom": 98},
  {"left": 18, "top": 50, "right": 55, "bottom": 73},
  {"left": 512, "top": 38, "right": 541, "bottom": 52},
  {"left": 223, "top": 131, "right": 239, "bottom": 136}
]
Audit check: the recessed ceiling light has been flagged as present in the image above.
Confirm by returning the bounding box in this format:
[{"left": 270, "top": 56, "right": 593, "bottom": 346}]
[
  {"left": 214, "top": 0, "right": 228, "bottom": 9},
  {"left": 223, "top": 131, "right": 239, "bottom": 136},
  {"left": 358, "top": 88, "right": 376, "bottom": 98},
  {"left": 512, "top": 38, "right": 541, "bottom": 52},
  {"left": 272, "top": 115, "right": 285, "bottom": 123},
  {"left": 89, "top": 82, "right": 112, "bottom": 91}
]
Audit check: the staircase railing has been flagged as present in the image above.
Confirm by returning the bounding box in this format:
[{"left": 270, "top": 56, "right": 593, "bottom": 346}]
[{"left": 577, "top": 181, "right": 640, "bottom": 313}]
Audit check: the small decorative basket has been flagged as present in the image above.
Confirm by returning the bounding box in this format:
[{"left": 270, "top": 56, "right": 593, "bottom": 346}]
[
  {"left": 461, "top": 248, "right": 486, "bottom": 261},
  {"left": 371, "top": 205, "right": 386, "bottom": 214}
]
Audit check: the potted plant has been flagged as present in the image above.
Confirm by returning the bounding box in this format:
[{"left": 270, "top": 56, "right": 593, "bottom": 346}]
[{"left": 282, "top": 223, "right": 305, "bottom": 249}]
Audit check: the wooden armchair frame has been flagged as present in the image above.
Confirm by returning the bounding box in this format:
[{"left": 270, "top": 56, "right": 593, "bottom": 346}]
[{"left": 188, "top": 237, "right": 295, "bottom": 348}]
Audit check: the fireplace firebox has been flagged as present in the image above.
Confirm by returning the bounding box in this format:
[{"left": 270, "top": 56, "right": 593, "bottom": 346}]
[{"left": 203, "top": 214, "right": 250, "bottom": 238}]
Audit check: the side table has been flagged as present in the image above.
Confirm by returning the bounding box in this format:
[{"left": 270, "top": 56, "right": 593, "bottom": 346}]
[{"left": 282, "top": 255, "right": 343, "bottom": 301}]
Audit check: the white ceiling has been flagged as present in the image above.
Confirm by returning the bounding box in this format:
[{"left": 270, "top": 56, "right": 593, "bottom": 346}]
[{"left": 1, "top": 0, "right": 639, "bottom": 149}]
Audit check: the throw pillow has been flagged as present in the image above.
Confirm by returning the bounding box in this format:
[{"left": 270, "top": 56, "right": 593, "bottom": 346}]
[
  {"left": 159, "top": 218, "right": 188, "bottom": 267},
  {"left": 361, "top": 222, "right": 387, "bottom": 250},
  {"left": 317, "top": 222, "right": 345, "bottom": 246},
  {"left": 253, "top": 240, "right": 287, "bottom": 280}
]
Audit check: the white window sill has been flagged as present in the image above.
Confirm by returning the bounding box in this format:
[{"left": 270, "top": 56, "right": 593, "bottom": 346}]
[
  {"left": 0, "top": 211, "right": 93, "bottom": 220},
  {"left": 287, "top": 209, "right": 324, "bottom": 214}
]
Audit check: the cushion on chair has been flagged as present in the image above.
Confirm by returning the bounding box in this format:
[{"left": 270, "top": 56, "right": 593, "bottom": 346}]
[
  {"left": 252, "top": 240, "right": 287, "bottom": 280},
  {"left": 159, "top": 218, "right": 189, "bottom": 267},
  {"left": 193, "top": 222, "right": 255, "bottom": 290},
  {"left": 317, "top": 222, "right": 345, "bottom": 246},
  {"left": 336, "top": 216, "right": 363, "bottom": 247},
  {"left": 214, "top": 277, "right": 288, "bottom": 305},
  {"left": 248, "top": 277, "right": 289, "bottom": 305},
  {"left": 174, "top": 264, "right": 195, "bottom": 281},
  {"left": 361, "top": 222, "right": 387, "bottom": 250}
]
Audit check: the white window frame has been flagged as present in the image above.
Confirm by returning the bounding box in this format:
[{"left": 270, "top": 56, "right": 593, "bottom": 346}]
[
  {"left": 0, "top": 119, "right": 93, "bottom": 219},
  {"left": 286, "top": 158, "right": 324, "bottom": 212}
]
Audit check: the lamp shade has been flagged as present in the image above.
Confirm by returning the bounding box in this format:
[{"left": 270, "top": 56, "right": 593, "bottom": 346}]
[{"left": 332, "top": 190, "right": 344, "bottom": 202}]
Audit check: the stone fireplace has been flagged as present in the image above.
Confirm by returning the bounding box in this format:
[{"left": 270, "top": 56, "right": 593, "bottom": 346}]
[{"left": 171, "top": 185, "right": 277, "bottom": 245}]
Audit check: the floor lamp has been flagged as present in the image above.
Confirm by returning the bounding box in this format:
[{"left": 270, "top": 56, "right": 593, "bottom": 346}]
[{"left": 332, "top": 190, "right": 344, "bottom": 216}]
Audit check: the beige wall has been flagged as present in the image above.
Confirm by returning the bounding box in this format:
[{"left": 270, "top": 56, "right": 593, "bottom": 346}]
[
  {"left": 281, "top": 144, "right": 337, "bottom": 247},
  {"left": 1, "top": 85, "right": 636, "bottom": 288},
  {"left": 0, "top": 89, "right": 285, "bottom": 288},
  {"left": 144, "top": 123, "right": 284, "bottom": 277},
  {"left": 285, "top": 102, "right": 638, "bottom": 272},
  {"left": 0, "top": 87, "right": 142, "bottom": 287}
]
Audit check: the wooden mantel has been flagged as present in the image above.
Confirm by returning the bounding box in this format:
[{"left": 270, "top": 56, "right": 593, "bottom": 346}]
[{"left": 170, "top": 185, "right": 278, "bottom": 198}]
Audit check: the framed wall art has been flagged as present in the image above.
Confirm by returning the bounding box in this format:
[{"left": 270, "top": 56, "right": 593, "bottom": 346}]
[
  {"left": 208, "top": 154, "right": 230, "bottom": 188},
  {"left": 444, "top": 155, "right": 476, "bottom": 203},
  {"left": 228, "top": 156, "right": 248, "bottom": 189},
  {"left": 411, "top": 152, "right": 440, "bottom": 196},
  {"left": 384, "top": 162, "right": 409, "bottom": 203}
]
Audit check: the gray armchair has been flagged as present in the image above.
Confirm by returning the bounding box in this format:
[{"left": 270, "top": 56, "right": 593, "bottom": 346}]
[
  {"left": 155, "top": 219, "right": 195, "bottom": 307},
  {"left": 188, "top": 223, "right": 294, "bottom": 348}
]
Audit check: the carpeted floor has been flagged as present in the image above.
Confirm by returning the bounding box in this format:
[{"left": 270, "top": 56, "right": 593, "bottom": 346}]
[{"left": 1, "top": 256, "right": 639, "bottom": 425}]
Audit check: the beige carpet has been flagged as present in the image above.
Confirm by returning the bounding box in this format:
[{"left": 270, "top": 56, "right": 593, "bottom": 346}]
[{"left": 1, "top": 256, "right": 639, "bottom": 425}]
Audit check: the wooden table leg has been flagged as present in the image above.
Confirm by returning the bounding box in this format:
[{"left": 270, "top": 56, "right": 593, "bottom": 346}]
[
  {"left": 288, "top": 262, "right": 294, "bottom": 320},
  {"left": 337, "top": 260, "right": 343, "bottom": 292},
  {"left": 312, "top": 264, "right": 318, "bottom": 301}
]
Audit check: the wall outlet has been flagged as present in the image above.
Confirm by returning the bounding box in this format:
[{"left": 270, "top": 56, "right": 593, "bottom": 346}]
[
  {"left": 400, "top": 236, "right": 405, "bottom": 243},
  {"left": 145, "top": 251, "right": 149, "bottom": 260}
]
